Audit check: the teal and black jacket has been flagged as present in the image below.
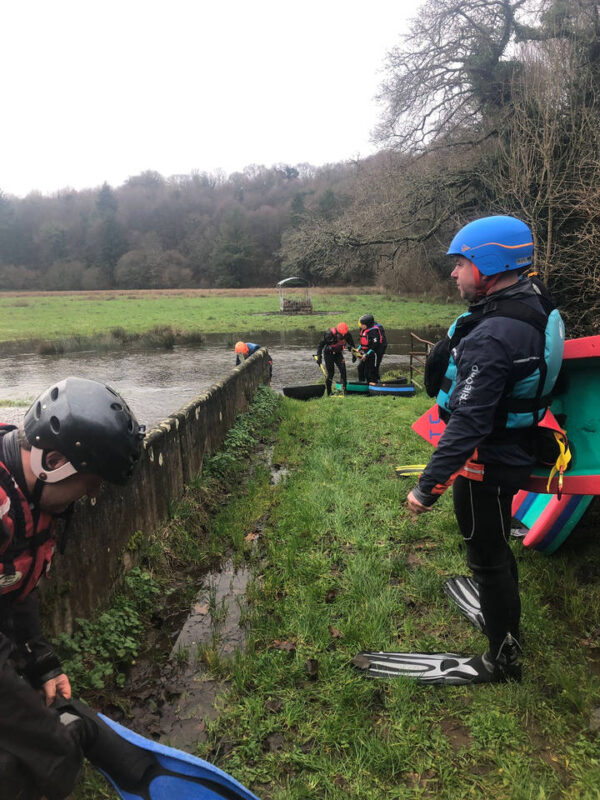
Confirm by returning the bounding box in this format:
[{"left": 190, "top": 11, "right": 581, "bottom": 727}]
[{"left": 414, "top": 279, "right": 564, "bottom": 504}]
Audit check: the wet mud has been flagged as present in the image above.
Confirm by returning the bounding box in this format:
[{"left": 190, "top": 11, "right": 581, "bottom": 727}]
[{"left": 104, "top": 449, "right": 284, "bottom": 751}]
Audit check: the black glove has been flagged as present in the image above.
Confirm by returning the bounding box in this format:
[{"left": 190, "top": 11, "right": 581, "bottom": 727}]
[
  {"left": 316, "top": 357, "right": 322, "bottom": 365},
  {"left": 352, "top": 354, "right": 357, "bottom": 363}
]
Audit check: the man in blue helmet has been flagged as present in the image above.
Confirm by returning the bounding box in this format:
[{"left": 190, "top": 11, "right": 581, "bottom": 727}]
[{"left": 358, "top": 216, "right": 564, "bottom": 685}]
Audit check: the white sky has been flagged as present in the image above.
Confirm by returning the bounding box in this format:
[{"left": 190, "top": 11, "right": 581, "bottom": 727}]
[{"left": 1, "top": 0, "right": 423, "bottom": 198}]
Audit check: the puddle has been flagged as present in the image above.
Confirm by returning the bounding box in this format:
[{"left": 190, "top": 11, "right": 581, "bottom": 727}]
[
  {"left": 170, "top": 561, "right": 250, "bottom": 664},
  {"left": 108, "top": 559, "right": 252, "bottom": 750}
]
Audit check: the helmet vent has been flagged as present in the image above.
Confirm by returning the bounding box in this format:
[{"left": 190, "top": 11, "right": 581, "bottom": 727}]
[
  {"left": 50, "top": 387, "right": 59, "bottom": 401},
  {"left": 35, "top": 402, "right": 42, "bottom": 419},
  {"left": 127, "top": 418, "right": 134, "bottom": 433},
  {"left": 50, "top": 416, "right": 61, "bottom": 434},
  {"left": 111, "top": 402, "right": 123, "bottom": 411}
]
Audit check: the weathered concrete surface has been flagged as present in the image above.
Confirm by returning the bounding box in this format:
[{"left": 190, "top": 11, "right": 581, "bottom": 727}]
[{"left": 40, "top": 349, "right": 271, "bottom": 636}]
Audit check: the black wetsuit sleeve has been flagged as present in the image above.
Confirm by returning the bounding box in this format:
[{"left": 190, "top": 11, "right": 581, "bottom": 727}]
[
  {"left": 316, "top": 338, "right": 326, "bottom": 359},
  {"left": 414, "top": 330, "right": 513, "bottom": 502},
  {"left": 345, "top": 333, "right": 356, "bottom": 349},
  {"left": 0, "top": 634, "right": 83, "bottom": 799},
  {"left": 12, "top": 592, "right": 63, "bottom": 686}
]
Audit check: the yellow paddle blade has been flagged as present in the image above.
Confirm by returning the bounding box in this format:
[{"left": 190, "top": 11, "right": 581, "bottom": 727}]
[{"left": 395, "top": 464, "right": 427, "bottom": 476}]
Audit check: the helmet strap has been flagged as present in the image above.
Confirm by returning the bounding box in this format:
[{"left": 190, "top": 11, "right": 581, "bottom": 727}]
[{"left": 472, "top": 265, "right": 501, "bottom": 298}]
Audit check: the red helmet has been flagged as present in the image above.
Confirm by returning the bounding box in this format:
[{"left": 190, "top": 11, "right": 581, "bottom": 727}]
[
  {"left": 235, "top": 341, "right": 250, "bottom": 356},
  {"left": 337, "top": 322, "right": 349, "bottom": 335}
]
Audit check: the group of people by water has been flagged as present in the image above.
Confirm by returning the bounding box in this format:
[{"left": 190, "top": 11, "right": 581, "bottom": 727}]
[
  {"left": 0, "top": 214, "right": 573, "bottom": 797},
  {"left": 235, "top": 313, "right": 388, "bottom": 397}
]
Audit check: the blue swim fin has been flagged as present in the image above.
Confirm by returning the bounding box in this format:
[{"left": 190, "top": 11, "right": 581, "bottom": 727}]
[{"left": 54, "top": 697, "right": 260, "bottom": 800}]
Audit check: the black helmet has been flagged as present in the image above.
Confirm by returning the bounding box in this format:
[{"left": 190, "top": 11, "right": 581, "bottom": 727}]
[
  {"left": 24, "top": 377, "right": 146, "bottom": 486},
  {"left": 359, "top": 314, "right": 374, "bottom": 327}
]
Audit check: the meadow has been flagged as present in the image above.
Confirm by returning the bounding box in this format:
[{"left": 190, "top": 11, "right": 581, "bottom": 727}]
[
  {"left": 72, "top": 387, "right": 600, "bottom": 800},
  {"left": 0, "top": 288, "right": 464, "bottom": 350}
]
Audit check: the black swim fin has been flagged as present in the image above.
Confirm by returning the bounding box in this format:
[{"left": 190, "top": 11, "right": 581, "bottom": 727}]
[
  {"left": 53, "top": 696, "right": 260, "bottom": 800},
  {"left": 443, "top": 575, "right": 486, "bottom": 634},
  {"left": 353, "top": 640, "right": 521, "bottom": 685}
]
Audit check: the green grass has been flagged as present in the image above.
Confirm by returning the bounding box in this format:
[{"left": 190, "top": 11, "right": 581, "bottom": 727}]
[
  {"left": 192, "top": 390, "right": 600, "bottom": 799},
  {"left": 68, "top": 385, "right": 600, "bottom": 798},
  {"left": 0, "top": 291, "right": 464, "bottom": 347}
]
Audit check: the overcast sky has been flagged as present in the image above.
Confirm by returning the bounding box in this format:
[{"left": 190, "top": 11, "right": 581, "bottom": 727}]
[{"left": 1, "top": 0, "right": 423, "bottom": 198}]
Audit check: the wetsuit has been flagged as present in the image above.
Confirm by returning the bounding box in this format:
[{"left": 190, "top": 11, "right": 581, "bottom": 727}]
[
  {"left": 316, "top": 329, "right": 355, "bottom": 394},
  {"left": 236, "top": 342, "right": 272, "bottom": 378},
  {"left": 374, "top": 322, "right": 387, "bottom": 381},
  {"left": 357, "top": 325, "right": 381, "bottom": 383},
  {"left": 0, "top": 428, "right": 84, "bottom": 800},
  {"left": 411, "top": 280, "right": 563, "bottom": 656}
]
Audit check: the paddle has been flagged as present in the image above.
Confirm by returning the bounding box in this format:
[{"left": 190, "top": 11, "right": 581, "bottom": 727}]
[
  {"left": 395, "top": 464, "right": 427, "bottom": 476},
  {"left": 312, "top": 354, "right": 328, "bottom": 378}
]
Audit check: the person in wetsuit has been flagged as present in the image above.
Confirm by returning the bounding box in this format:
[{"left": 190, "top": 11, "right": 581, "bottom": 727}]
[
  {"left": 0, "top": 377, "right": 145, "bottom": 798},
  {"left": 356, "top": 314, "right": 382, "bottom": 384},
  {"left": 316, "top": 323, "right": 355, "bottom": 395},
  {"left": 407, "top": 215, "right": 564, "bottom": 684},
  {"left": 235, "top": 341, "right": 272, "bottom": 379}
]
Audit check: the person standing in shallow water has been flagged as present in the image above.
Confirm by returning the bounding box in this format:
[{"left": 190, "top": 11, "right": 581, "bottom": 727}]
[
  {"left": 235, "top": 341, "right": 272, "bottom": 380},
  {"left": 316, "top": 323, "right": 355, "bottom": 395}
]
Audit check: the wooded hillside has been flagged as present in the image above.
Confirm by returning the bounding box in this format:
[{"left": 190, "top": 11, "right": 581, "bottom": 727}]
[{"left": 2, "top": 0, "right": 600, "bottom": 335}]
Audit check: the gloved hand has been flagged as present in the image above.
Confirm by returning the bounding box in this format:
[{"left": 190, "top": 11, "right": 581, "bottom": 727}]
[
  {"left": 352, "top": 354, "right": 357, "bottom": 363},
  {"left": 316, "top": 357, "right": 322, "bottom": 366}
]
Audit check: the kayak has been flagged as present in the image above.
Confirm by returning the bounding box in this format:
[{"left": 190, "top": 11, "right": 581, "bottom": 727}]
[
  {"left": 336, "top": 381, "right": 370, "bottom": 394},
  {"left": 412, "top": 335, "right": 600, "bottom": 495},
  {"left": 336, "top": 378, "right": 409, "bottom": 394},
  {"left": 283, "top": 384, "right": 325, "bottom": 400},
  {"left": 368, "top": 383, "right": 415, "bottom": 397},
  {"left": 411, "top": 334, "right": 600, "bottom": 552},
  {"left": 512, "top": 489, "right": 594, "bottom": 553}
]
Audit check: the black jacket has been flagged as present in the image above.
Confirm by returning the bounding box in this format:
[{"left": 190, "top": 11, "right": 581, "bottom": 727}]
[{"left": 413, "top": 280, "right": 552, "bottom": 504}]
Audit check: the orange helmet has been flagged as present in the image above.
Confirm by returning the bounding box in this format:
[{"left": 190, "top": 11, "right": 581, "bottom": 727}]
[
  {"left": 337, "top": 322, "right": 349, "bottom": 335},
  {"left": 235, "top": 341, "right": 250, "bottom": 356}
]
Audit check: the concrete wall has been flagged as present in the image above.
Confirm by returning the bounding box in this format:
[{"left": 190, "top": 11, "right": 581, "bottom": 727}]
[{"left": 40, "top": 349, "right": 271, "bottom": 636}]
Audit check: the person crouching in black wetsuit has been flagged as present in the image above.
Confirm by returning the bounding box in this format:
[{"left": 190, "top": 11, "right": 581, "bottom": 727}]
[
  {"left": 357, "top": 314, "right": 382, "bottom": 383},
  {"left": 316, "top": 323, "right": 355, "bottom": 395},
  {"left": 0, "top": 378, "right": 145, "bottom": 799}
]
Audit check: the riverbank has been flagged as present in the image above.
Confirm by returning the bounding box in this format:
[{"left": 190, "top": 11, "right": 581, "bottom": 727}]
[
  {"left": 0, "top": 288, "right": 464, "bottom": 354},
  {"left": 71, "top": 387, "right": 599, "bottom": 799}
]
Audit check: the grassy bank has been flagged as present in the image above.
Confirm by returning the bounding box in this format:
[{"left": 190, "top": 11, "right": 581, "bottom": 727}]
[
  {"left": 64, "top": 386, "right": 283, "bottom": 799},
  {"left": 193, "top": 391, "right": 600, "bottom": 799},
  {"left": 0, "top": 289, "right": 464, "bottom": 352}
]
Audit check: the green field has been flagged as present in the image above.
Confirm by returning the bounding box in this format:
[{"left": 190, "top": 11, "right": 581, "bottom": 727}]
[
  {"left": 70, "top": 387, "right": 600, "bottom": 799},
  {"left": 0, "top": 290, "right": 464, "bottom": 348}
]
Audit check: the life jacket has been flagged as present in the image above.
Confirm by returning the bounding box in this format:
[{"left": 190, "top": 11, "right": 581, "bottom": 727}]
[
  {"left": 425, "top": 288, "right": 564, "bottom": 429},
  {"left": 359, "top": 325, "right": 381, "bottom": 353},
  {"left": 324, "top": 328, "right": 346, "bottom": 354},
  {"left": 0, "top": 441, "right": 58, "bottom": 600}
]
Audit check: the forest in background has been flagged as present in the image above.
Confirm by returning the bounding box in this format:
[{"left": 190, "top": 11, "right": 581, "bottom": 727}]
[{"left": 2, "top": 0, "right": 600, "bottom": 334}]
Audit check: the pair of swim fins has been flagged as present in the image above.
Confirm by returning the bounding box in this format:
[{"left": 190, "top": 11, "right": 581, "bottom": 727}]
[
  {"left": 54, "top": 696, "right": 260, "bottom": 800},
  {"left": 354, "top": 575, "right": 501, "bottom": 684}
]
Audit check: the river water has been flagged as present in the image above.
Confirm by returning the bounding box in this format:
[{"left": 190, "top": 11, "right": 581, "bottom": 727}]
[{"left": 0, "top": 327, "right": 443, "bottom": 428}]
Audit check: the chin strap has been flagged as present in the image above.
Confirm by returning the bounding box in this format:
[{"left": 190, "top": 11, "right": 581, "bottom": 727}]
[{"left": 472, "top": 264, "right": 502, "bottom": 298}]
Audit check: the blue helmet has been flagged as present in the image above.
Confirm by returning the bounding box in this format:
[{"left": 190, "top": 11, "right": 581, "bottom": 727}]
[{"left": 447, "top": 215, "right": 533, "bottom": 275}]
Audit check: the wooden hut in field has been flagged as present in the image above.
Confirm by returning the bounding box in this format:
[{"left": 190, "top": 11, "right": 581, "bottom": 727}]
[{"left": 277, "top": 276, "right": 313, "bottom": 314}]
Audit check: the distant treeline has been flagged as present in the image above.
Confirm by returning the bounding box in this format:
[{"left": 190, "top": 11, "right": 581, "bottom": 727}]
[
  {"left": 3, "top": 0, "right": 600, "bottom": 337},
  {"left": 0, "top": 162, "right": 369, "bottom": 292}
]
